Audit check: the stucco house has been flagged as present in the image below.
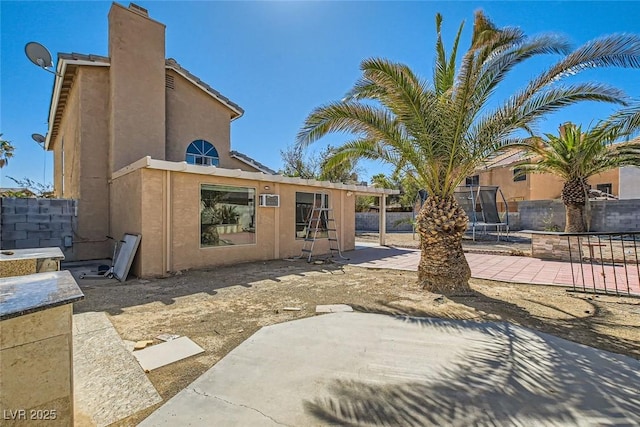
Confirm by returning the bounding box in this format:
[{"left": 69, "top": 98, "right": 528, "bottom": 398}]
[
  {"left": 467, "top": 148, "right": 640, "bottom": 211},
  {"left": 44, "top": 2, "right": 393, "bottom": 277}
]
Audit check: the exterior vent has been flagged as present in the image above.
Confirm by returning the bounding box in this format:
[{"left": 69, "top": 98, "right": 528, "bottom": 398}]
[
  {"left": 129, "top": 3, "right": 149, "bottom": 16},
  {"left": 259, "top": 194, "right": 280, "bottom": 207},
  {"left": 165, "top": 74, "right": 175, "bottom": 90}
]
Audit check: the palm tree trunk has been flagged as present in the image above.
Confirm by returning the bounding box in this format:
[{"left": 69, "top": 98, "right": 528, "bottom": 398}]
[
  {"left": 416, "top": 195, "right": 472, "bottom": 294},
  {"left": 561, "top": 179, "right": 587, "bottom": 232},
  {"left": 564, "top": 203, "right": 586, "bottom": 232}
]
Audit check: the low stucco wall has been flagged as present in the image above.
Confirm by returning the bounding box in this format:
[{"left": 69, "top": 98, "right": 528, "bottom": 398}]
[
  {"left": 110, "top": 168, "right": 357, "bottom": 278},
  {"left": 1, "top": 304, "right": 74, "bottom": 426}
]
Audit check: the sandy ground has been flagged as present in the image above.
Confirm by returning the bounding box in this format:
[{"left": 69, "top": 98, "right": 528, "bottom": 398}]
[{"left": 72, "top": 234, "right": 639, "bottom": 425}]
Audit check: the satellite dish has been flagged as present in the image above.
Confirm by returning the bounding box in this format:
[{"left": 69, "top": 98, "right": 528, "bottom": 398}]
[
  {"left": 25, "top": 42, "right": 60, "bottom": 76},
  {"left": 25, "top": 42, "right": 53, "bottom": 68},
  {"left": 32, "top": 133, "right": 46, "bottom": 147}
]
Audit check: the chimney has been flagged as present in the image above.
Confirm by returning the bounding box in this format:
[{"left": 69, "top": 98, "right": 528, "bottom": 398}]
[
  {"left": 128, "top": 3, "right": 149, "bottom": 17},
  {"left": 108, "top": 2, "right": 166, "bottom": 173}
]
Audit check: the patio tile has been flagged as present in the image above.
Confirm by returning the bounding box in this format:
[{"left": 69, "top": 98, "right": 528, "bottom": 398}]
[{"left": 345, "top": 246, "right": 638, "bottom": 296}]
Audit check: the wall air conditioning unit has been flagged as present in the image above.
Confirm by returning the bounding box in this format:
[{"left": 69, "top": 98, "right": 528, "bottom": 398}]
[{"left": 259, "top": 194, "right": 280, "bottom": 207}]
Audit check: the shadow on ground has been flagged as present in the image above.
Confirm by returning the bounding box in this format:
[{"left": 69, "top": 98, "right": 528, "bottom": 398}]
[
  {"left": 305, "top": 315, "right": 640, "bottom": 426},
  {"left": 449, "top": 288, "right": 640, "bottom": 359},
  {"left": 72, "top": 259, "right": 346, "bottom": 315},
  {"left": 353, "top": 284, "right": 640, "bottom": 360}
]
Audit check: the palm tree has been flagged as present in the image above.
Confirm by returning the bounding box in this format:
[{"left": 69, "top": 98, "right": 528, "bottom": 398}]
[
  {"left": 509, "top": 107, "right": 640, "bottom": 232},
  {"left": 297, "top": 11, "right": 640, "bottom": 294},
  {"left": 0, "top": 133, "right": 15, "bottom": 168}
]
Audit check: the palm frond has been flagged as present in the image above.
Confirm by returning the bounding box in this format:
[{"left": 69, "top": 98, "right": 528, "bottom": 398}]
[
  {"left": 592, "top": 103, "right": 640, "bottom": 141},
  {"left": 470, "top": 34, "right": 571, "bottom": 113},
  {"left": 556, "top": 33, "right": 640, "bottom": 76},
  {"left": 494, "top": 83, "right": 627, "bottom": 135},
  {"left": 297, "top": 12, "right": 640, "bottom": 203},
  {"left": 434, "top": 13, "right": 464, "bottom": 95},
  {"left": 520, "top": 33, "right": 640, "bottom": 101},
  {"left": 296, "top": 102, "right": 404, "bottom": 148}
]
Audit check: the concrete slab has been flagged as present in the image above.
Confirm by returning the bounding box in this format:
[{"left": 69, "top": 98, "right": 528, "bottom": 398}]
[
  {"left": 133, "top": 336, "right": 204, "bottom": 372},
  {"left": 315, "top": 304, "right": 354, "bottom": 313},
  {"left": 140, "top": 313, "right": 640, "bottom": 426},
  {"left": 73, "top": 312, "right": 161, "bottom": 426}
]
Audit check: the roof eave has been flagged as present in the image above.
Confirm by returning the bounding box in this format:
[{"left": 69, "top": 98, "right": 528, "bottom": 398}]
[
  {"left": 111, "top": 157, "right": 399, "bottom": 195},
  {"left": 229, "top": 152, "right": 277, "bottom": 175},
  {"left": 45, "top": 57, "right": 110, "bottom": 150}
]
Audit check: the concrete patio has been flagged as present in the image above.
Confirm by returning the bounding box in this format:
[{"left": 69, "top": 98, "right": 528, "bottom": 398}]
[
  {"left": 140, "top": 312, "right": 640, "bottom": 426},
  {"left": 69, "top": 243, "right": 639, "bottom": 425}
]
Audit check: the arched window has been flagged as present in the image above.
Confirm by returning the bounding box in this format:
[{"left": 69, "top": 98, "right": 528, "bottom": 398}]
[{"left": 186, "top": 140, "right": 219, "bottom": 166}]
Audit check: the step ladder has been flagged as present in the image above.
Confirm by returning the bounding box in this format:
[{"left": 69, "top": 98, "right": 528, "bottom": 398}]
[{"left": 300, "top": 207, "right": 348, "bottom": 262}]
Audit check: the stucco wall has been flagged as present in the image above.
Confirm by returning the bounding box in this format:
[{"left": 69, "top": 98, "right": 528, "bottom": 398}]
[
  {"left": 140, "top": 170, "right": 165, "bottom": 276},
  {"left": 75, "top": 67, "right": 111, "bottom": 260},
  {"left": 479, "top": 166, "right": 621, "bottom": 203},
  {"left": 112, "top": 169, "right": 357, "bottom": 277},
  {"left": 528, "top": 173, "right": 564, "bottom": 201},
  {"left": 478, "top": 167, "right": 530, "bottom": 204},
  {"left": 47, "top": 68, "right": 111, "bottom": 260},
  {"left": 109, "top": 3, "right": 166, "bottom": 172},
  {"left": 619, "top": 167, "right": 640, "bottom": 199},
  {"left": 590, "top": 169, "right": 619, "bottom": 197},
  {"left": 51, "top": 73, "right": 82, "bottom": 199},
  {"left": 165, "top": 70, "right": 234, "bottom": 166},
  {"left": 109, "top": 169, "right": 143, "bottom": 275}
]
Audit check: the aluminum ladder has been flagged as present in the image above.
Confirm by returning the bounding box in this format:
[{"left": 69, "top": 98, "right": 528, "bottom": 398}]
[{"left": 300, "top": 207, "right": 348, "bottom": 262}]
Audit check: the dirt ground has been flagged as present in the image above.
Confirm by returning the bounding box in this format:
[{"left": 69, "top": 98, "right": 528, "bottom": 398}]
[{"left": 73, "top": 234, "right": 640, "bottom": 426}]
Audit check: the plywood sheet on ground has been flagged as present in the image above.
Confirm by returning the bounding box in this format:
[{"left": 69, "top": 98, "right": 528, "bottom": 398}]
[{"left": 133, "top": 336, "right": 204, "bottom": 372}]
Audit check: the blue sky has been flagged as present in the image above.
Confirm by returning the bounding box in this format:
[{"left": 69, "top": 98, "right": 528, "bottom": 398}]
[{"left": 2, "top": 1, "right": 639, "bottom": 188}]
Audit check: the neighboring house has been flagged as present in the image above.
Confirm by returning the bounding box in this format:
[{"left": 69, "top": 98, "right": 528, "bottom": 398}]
[
  {"left": 618, "top": 166, "right": 640, "bottom": 199},
  {"left": 465, "top": 148, "right": 635, "bottom": 211},
  {"left": 0, "top": 188, "right": 36, "bottom": 198},
  {"left": 43, "top": 2, "right": 393, "bottom": 276}
]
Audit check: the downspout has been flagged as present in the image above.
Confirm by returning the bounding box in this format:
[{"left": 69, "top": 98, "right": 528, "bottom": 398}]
[
  {"left": 164, "top": 170, "right": 172, "bottom": 275},
  {"left": 340, "top": 190, "right": 345, "bottom": 251},
  {"left": 274, "top": 183, "right": 280, "bottom": 259},
  {"left": 379, "top": 194, "right": 386, "bottom": 246}
]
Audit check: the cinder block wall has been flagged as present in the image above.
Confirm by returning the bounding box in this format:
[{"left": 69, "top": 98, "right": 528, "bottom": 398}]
[
  {"left": 356, "top": 212, "right": 415, "bottom": 232},
  {"left": 519, "top": 199, "right": 640, "bottom": 231},
  {"left": 0, "top": 198, "right": 77, "bottom": 257},
  {"left": 356, "top": 211, "right": 521, "bottom": 232}
]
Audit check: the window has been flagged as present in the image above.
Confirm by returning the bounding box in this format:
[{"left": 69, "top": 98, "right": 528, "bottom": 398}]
[
  {"left": 465, "top": 175, "right": 479, "bottom": 186},
  {"left": 187, "top": 140, "right": 219, "bottom": 166},
  {"left": 513, "top": 168, "right": 526, "bottom": 182},
  {"left": 295, "top": 192, "right": 329, "bottom": 239},
  {"left": 200, "top": 185, "right": 255, "bottom": 247},
  {"left": 596, "top": 183, "right": 612, "bottom": 195}
]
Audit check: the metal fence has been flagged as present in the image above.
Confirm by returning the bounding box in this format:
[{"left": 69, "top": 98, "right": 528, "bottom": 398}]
[{"left": 565, "top": 232, "right": 640, "bottom": 297}]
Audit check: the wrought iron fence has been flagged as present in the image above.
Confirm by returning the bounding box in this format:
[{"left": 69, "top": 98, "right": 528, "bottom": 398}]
[{"left": 565, "top": 232, "right": 640, "bottom": 297}]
